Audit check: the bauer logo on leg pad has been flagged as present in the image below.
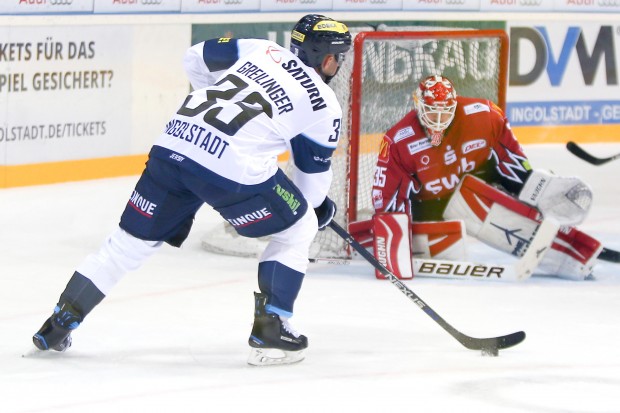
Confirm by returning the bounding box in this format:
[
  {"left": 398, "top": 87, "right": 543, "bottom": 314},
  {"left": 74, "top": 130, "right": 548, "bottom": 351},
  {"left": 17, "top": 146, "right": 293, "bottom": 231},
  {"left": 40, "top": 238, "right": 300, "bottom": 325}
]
[
  {"left": 372, "top": 213, "right": 413, "bottom": 279},
  {"left": 414, "top": 260, "right": 505, "bottom": 279}
]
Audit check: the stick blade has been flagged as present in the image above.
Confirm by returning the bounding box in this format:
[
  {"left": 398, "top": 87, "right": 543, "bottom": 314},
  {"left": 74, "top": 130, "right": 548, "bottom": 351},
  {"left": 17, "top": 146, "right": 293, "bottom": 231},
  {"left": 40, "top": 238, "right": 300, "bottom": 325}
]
[
  {"left": 458, "top": 331, "right": 526, "bottom": 351},
  {"left": 566, "top": 141, "right": 607, "bottom": 165},
  {"left": 599, "top": 247, "right": 620, "bottom": 263}
]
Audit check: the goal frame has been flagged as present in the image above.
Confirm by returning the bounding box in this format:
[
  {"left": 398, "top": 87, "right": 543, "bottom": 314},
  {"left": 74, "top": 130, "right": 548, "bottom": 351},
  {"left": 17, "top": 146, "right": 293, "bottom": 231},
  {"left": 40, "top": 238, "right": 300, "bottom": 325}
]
[{"left": 346, "top": 29, "right": 509, "bottom": 226}]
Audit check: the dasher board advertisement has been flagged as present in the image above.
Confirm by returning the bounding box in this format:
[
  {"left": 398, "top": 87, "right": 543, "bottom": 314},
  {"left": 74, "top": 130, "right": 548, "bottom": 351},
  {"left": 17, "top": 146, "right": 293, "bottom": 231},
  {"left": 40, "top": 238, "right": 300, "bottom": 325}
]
[
  {"left": 0, "top": 25, "right": 132, "bottom": 165},
  {"left": 259, "top": 0, "right": 333, "bottom": 12},
  {"left": 181, "top": 0, "right": 260, "bottom": 12},
  {"left": 94, "top": 0, "right": 182, "bottom": 13},
  {"left": 506, "top": 21, "right": 620, "bottom": 142},
  {"left": 332, "top": 0, "right": 403, "bottom": 11},
  {"left": 0, "top": 0, "right": 94, "bottom": 14}
]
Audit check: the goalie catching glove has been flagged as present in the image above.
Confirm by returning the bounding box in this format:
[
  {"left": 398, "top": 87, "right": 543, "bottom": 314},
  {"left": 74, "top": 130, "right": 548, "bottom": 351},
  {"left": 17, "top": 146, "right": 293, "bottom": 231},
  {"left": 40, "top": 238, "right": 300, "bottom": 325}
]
[{"left": 518, "top": 169, "right": 593, "bottom": 226}]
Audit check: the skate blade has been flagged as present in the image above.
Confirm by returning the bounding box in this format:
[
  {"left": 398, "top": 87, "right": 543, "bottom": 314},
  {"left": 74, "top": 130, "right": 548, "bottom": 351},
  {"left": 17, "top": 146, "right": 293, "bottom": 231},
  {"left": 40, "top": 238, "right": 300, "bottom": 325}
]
[
  {"left": 247, "top": 348, "right": 305, "bottom": 366},
  {"left": 22, "top": 346, "right": 48, "bottom": 358},
  {"left": 22, "top": 339, "right": 72, "bottom": 358}
]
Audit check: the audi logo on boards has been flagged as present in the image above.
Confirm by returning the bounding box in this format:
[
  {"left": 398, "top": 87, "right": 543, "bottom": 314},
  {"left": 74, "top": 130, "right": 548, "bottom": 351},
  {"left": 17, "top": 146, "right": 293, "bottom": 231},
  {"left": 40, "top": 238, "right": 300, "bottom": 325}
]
[
  {"left": 487, "top": 0, "right": 543, "bottom": 5},
  {"left": 142, "top": 0, "right": 164, "bottom": 4},
  {"left": 518, "top": 0, "right": 543, "bottom": 6},
  {"left": 445, "top": 0, "right": 467, "bottom": 4},
  {"left": 50, "top": 0, "right": 74, "bottom": 5},
  {"left": 224, "top": 0, "right": 244, "bottom": 4},
  {"left": 343, "top": 0, "right": 388, "bottom": 3},
  {"left": 598, "top": 0, "right": 620, "bottom": 6}
]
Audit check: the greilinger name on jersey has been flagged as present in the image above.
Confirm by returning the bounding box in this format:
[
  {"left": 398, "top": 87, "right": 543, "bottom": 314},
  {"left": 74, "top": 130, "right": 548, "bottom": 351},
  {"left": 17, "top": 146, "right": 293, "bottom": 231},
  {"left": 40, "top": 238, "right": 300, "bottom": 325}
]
[
  {"left": 236, "top": 61, "right": 294, "bottom": 115},
  {"left": 164, "top": 119, "right": 229, "bottom": 159}
]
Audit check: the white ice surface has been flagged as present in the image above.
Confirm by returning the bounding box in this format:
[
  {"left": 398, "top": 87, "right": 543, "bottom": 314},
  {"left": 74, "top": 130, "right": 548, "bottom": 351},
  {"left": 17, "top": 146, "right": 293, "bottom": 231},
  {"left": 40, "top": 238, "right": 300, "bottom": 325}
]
[{"left": 1, "top": 144, "right": 619, "bottom": 413}]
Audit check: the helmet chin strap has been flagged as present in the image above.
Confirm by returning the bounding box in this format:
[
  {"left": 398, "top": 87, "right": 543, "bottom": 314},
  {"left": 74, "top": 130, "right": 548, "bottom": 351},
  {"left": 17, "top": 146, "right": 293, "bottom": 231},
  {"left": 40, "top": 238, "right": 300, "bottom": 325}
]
[{"left": 319, "top": 65, "right": 341, "bottom": 85}]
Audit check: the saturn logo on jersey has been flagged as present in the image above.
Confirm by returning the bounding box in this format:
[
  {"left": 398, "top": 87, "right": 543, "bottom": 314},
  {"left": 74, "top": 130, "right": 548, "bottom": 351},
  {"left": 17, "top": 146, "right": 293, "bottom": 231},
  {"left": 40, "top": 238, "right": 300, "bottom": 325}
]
[
  {"left": 281, "top": 60, "right": 327, "bottom": 111},
  {"left": 227, "top": 208, "right": 273, "bottom": 228},
  {"left": 128, "top": 190, "right": 157, "bottom": 218}
]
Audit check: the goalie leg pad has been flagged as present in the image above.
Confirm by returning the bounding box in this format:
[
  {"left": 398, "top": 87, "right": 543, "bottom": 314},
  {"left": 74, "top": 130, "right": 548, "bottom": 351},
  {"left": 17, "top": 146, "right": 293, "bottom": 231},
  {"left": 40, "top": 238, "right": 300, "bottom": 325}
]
[
  {"left": 411, "top": 220, "right": 467, "bottom": 261},
  {"left": 349, "top": 219, "right": 374, "bottom": 249},
  {"left": 372, "top": 213, "right": 413, "bottom": 280},
  {"left": 444, "top": 175, "right": 542, "bottom": 256},
  {"left": 444, "top": 175, "right": 601, "bottom": 280},
  {"left": 539, "top": 227, "right": 603, "bottom": 280}
]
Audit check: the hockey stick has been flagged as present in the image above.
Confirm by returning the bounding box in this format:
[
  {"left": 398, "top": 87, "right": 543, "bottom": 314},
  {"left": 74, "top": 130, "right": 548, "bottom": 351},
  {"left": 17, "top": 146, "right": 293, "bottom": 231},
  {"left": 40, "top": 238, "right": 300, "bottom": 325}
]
[
  {"left": 329, "top": 220, "right": 526, "bottom": 353},
  {"left": 566, "top": 141, "right": 620, "bottom": 165},
  {"left": 599, "top": 247, "right": 620, "bottom": 263},
  {"left": 310, "top": 255, "right": 517, "bottom": 281}
]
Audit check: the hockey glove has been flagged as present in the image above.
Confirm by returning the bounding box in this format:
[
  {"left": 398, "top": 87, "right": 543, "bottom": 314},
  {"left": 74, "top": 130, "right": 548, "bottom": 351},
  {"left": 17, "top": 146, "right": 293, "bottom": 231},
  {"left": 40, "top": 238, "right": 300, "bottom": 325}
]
[
  {"left": 518, "top": 169, "right": 592, "bottom": 226},
  {"left": 315, "top": 197, "right": 337, "bottom": 231}
]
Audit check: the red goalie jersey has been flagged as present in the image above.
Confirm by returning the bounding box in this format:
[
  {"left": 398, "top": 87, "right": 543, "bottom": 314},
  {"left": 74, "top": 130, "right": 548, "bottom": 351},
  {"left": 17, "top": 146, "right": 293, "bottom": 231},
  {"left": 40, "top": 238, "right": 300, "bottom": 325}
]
[
  {"left": 372, "top": 96, "right": 531, "bottom": 221},
  {"left": 364, "top": 75, "right": 601, "bottom": 281}
]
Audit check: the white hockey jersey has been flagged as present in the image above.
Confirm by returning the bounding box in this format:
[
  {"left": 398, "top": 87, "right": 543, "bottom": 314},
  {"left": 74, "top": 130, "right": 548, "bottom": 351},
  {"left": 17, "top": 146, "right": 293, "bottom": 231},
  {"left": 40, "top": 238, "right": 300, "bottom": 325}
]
[{"left": 151, "top": 38, "right": 343, "bottom": 207}]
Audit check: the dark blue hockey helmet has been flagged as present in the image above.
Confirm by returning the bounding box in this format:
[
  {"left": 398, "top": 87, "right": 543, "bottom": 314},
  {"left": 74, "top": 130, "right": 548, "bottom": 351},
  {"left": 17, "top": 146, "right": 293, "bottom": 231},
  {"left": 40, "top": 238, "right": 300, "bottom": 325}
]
[{"left": 290, "top": 14, "right": 352, "bottom": 69}]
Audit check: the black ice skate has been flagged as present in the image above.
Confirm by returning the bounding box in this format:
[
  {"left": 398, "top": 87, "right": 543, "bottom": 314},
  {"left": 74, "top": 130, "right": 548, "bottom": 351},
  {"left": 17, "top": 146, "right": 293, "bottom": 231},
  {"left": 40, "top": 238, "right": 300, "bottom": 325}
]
[
  {"left": 248, "top": 292, "right": 308, "bottom": 366},
  {"left": 32, "top": 303, "right": 82, "bottom": 352}
]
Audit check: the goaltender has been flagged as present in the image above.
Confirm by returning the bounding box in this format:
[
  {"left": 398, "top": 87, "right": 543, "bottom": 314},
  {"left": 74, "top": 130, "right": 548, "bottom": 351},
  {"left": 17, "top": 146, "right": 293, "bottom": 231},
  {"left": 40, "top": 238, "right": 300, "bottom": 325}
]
[{"left": 353, "top": 75, "right": 602, "bottom": 281}]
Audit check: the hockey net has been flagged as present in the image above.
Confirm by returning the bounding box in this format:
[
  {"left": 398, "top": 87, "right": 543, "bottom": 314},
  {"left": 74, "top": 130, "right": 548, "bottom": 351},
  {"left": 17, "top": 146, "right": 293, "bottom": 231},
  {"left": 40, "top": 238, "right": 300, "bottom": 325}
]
[{"left": 201, "top": 29, "right": 508, "bottom": 259}]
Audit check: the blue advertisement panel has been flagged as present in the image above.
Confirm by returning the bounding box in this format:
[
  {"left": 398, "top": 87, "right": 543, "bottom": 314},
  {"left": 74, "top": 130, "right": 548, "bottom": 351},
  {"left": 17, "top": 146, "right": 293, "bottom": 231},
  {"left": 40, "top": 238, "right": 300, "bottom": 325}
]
[{"left": 507, "top": 22, "right": 620, "bottom": 143}]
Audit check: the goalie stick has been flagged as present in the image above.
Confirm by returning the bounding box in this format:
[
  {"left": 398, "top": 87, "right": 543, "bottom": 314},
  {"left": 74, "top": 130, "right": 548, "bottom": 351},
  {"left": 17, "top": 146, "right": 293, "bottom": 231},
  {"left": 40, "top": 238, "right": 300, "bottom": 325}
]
[
  {"left": 599, "top": 247, "right": 620, "bottom": 263},
  {"left": 563, "top": 142, "right": 620, "bottom": 264},
  {"left": 566, "top": 141, "right": 620, "bottom": 165},
  {"left": 328, "top": 220, "right": 526, "bottom": 353}
]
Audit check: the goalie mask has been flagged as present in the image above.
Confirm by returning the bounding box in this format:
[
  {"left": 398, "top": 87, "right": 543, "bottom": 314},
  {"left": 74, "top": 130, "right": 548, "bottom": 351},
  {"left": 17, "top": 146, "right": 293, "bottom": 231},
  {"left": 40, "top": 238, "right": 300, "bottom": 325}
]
[
  {"left": 290, "top": 14, "right": 352, "bottom": 84},
  {"left": 414, "top": 75, "right": 458, "bottom": 146}
]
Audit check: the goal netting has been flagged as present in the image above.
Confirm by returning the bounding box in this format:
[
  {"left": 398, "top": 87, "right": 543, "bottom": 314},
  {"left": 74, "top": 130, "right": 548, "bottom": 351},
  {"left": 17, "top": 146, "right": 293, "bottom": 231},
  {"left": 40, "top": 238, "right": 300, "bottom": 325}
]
[{"left": 201, "top": 29, "right": 508, "bottom": 259}]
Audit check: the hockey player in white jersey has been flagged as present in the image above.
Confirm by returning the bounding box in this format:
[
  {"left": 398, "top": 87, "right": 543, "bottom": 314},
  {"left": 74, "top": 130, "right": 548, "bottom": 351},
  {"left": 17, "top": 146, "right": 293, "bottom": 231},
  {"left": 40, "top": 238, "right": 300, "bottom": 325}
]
[{"left": 32, "top": 14, "right": 351, "bottom": 366}]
